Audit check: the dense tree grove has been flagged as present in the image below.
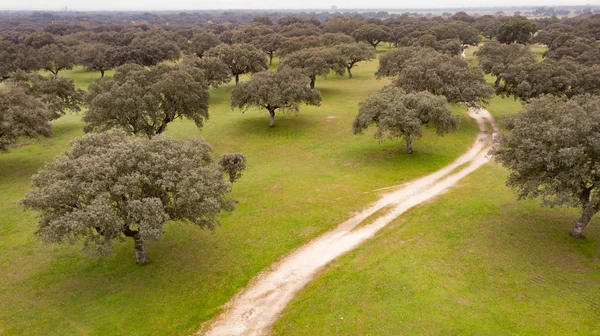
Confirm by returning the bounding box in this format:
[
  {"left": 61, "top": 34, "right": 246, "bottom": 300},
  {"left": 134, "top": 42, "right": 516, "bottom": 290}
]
[
  {"left": 2, "top": 8, "right": 600, "bottom": 262},
  {"left": 496, "top": 17, "right": 538, "bottom": 44},
  {"left": 378, "top": 47, "right": 493, "bottom": 104}
]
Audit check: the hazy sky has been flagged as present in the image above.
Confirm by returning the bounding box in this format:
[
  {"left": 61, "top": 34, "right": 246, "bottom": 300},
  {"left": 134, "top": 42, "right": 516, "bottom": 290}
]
[{"left": 0, "top": 0, "right": 591, "bottom": 11}]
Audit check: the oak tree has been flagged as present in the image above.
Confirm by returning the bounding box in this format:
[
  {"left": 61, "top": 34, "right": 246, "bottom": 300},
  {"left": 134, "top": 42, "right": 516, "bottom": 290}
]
[
  {"left": 183, "top": 55, "right": 232, "bottom": 88},
  {"left": 84, "top": 64, "right": 209, "bottom": 137},
  {"left": 0, "top": 85, "right": 52, "bottom": 151},
  {"left": 10, "top": 72, "right": 84, "bottom": 119},
  {"left": 492, "top": 95, "right": 600, "bottom": 238},
  {"left": 231, "top": 68, "right": 321, "bottom": 127},
  {"left": 351, "top": 24, "right": 390, "bottom": 50},
  {"left": 77, "top": 43, "right": 118, "bottom": 77},
  {"left": 496, "top": 17, "right": 538, "bottom": 44},
  {"left": 335, "top": 42, "right": 376, "bottom": 78},
  {"left": 204, "top": 43, "right": 268, "bottom": 84},
  {"left": 189, "top": 30, "right": 220, "bottom": 58},
  {"left": 20, "top": 130, "right": 245, "bottom": 264},
  {"left": 279, "top": 47, "right": 345, "bottom": 88},
  {"left": 392, "top": 51, "right": 494, "bottom": 104},
  {"left": 353, "top": 86, "right": 460, "bottom": 153}
]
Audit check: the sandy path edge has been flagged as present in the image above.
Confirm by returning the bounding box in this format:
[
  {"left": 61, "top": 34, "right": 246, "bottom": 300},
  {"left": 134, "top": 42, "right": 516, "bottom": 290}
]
[{"left": 198, "top": 106, "right": 498, "bottom": 336}]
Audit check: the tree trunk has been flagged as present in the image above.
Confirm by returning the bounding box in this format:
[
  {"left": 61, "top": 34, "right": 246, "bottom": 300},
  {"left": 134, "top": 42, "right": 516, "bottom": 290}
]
[
  {"left": 309, "top": 75, "right": 315, "bottom": 89},
  {"left": 235, "top": 74, "right": 240, "bottom": 85},
  {"left": 134, "top": 234, "right": 150, "bottom": 265},
  {"left": 269, "top": 109, "right": 276, "bottom": 127},
  {"left": 347, "top": 67, "right": 353, "bottom": 78},
  {"left": 494, "top": 76, "right": 501, "bottom": 88},
  {"left": 269, "top": 53, "right": 273, "bottom": 65},
  {"left": 572, "top": 205, "right": 594, "bottom": 239},
  {"left": 405, "top": 136, "right": 413, "bottom": 154},
  {"left": 100, "top": 69, "right": 105, "bottom": 78}
]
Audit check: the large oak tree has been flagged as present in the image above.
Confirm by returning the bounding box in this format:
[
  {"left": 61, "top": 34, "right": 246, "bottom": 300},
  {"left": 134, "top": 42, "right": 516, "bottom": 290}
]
[
  {"left": 20, "top": 130, "right": 245, "bottom": 264},
  {"left": 84, "top": 64, "right": 209, "bottom": 137},
  {"left": 492, "top": 95, "right": 600, "bottom": 238}
]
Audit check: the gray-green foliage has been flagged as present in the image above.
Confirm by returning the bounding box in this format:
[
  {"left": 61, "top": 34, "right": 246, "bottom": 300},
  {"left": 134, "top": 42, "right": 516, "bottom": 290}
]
[
  {"left": 351, "top": 24, "right": 390, "bottom": 49},
  {"left": 492, "top": 95, "right": 600, "bottom": 238},
  {"left": 376, "top": 47, "right": 429, "bottom": 78},
  {"left": 188, "top": 30, "right": 220, "bottom": 58},
  {"left": 474, "top": 41, "right": 537, "bottom": 88},
  {"left": 496, "top": 17, "right": 538, "bottom": 44},
  {"left": 335, "top": 42, "right": 376, "bottom": 78},
  {"left": 183, "top": 55, "right": 232, "bottom": 88},
  {"left": 391, "top": 51, "right": 494, "bottom": 105},
  {"left": 204, "top": 43, "right": 268, "bottom": 84},
  {"left": 20, "top": 130, "right": 244, "bottom": 264},
  {"left": 9, "top": 71, "right": 84, "bottom": 119},
  {"left": 353, "top": 86, "right": 460, "bottom": 153},
  {"left": 497, "top": 59, "right": 576, "bottom": 101},
  {"left": 279, "top": 46, "right": 345, "bottom": 88},
  {"left": 219, "top": 153, "right": 247, "bottom": 183},
  {"left": 0, "top": 85, "right": 52, "bottom": 151},
  {"left": 231, "top": 25, "right": 282, "bottom": 64},
  {"left": 84, "top": 63, "right": 209, "bottom": 137},
  {"left": 231, "top": 68, "right": 321, "bottom": 126}
]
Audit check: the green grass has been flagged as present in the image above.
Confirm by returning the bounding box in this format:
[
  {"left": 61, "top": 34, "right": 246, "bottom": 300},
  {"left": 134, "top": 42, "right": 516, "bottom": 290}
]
[
  {"left": 273, "top": 95, "right": 600, "bottom": 335},
  {"left": 530, "top": 44, "right": 547, "bottom": 61},
  {"left": 0, "top": 54, "right": 478, "bottom": 335},
  {"left": 57, "top": 66, "right": 115, "bottom": 89}
]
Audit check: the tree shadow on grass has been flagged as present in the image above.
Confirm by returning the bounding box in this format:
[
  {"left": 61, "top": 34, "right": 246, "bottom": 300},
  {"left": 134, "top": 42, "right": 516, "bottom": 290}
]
[{"left": 230, "top": 113, "right": 320, "bottom": 139}]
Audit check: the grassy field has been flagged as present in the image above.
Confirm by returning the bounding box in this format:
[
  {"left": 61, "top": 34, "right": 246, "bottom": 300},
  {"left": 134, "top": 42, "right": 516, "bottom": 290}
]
[
  {"left": 0, "top": 49, "right": 479, "bottom": 335},
  {"left": 273, "top": 95, "right": 600, "bottom": 335}
]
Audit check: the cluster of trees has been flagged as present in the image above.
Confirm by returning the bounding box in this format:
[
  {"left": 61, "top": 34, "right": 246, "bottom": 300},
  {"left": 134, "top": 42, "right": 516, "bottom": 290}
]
[
  {"left": 6, "top": 9, "right": 600, "bottom": 261},
  {"left": 476, "top": 18, "right": 600, "bottom": 101},
  {"left": 482, "top": 14, "right": 600, "bottom": 238}
]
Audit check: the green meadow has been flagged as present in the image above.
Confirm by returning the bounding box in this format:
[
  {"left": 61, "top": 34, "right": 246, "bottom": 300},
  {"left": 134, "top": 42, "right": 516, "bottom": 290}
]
[
  {"left": 273, "top": 45, "right": 600, "bottom": 336},
  {"left": 0, "top": 51, "right": 479, "bottom": 335}
]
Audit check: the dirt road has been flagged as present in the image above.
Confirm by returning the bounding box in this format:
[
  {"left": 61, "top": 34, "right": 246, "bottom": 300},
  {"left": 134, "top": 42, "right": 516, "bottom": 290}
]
[{"left": 199, "top": 106, "right": 498, "bottom": 336}]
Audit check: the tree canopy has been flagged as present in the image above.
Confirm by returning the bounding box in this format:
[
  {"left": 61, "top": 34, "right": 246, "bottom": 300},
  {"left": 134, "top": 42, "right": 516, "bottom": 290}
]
[
  {"left": 351, "top": 24, "right": 390, "bottom": 49},
  {"left": 20, "top": 130, "right": 245, "bottom": 264},
  {"left": 77, "top": 43, "right": 118, "bottom": 77},
  {"left": 335, "top": 42, "right": 376, "bottom": 78},
  {"left": 10, "top": 71, "right": 84, "bottom": 119},
  {"left": 204, "top": 43, "right": 268, "bottom": 84},
  {"left": 353, "top": 86, "right": 460, "bottom": 153},
  {"left": 188, "top": 30, "right": 220, "bottom": 58},
  {"left": 231, "top": 68, "right": 321, "bottom": 126},
  {"left": 279, "top": 46, "right": 345, "bottom": 88},
  {"left": 391, "top": 50, "right": 494, "bottom": 105},
  {"left": 0, "top": 85, "right": 52, "bottom": 151},
  {"left": 183, "top": 55, "right": 232, "bottom": 88},
  {"left": 492, "top": 95, "right": 600, "bottom": 238},
  {"left": 84, "top": 63, "right": 209, "bottom": 137},
  {"left": 475, "top": 41, "right": 537, "bottom": 88},
  {"left": 496, "top": 17, "right": 538, "bottom": 44}
]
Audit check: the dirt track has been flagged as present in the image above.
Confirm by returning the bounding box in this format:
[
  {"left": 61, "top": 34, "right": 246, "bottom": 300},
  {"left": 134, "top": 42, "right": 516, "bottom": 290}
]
[{"left": 199, "top": 106, "right": 498, "bottom": 336}]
